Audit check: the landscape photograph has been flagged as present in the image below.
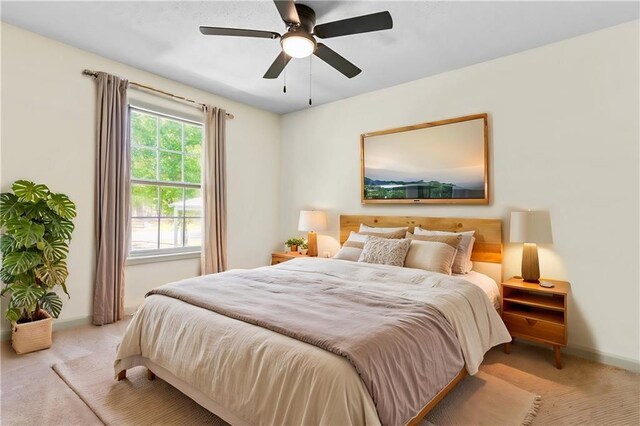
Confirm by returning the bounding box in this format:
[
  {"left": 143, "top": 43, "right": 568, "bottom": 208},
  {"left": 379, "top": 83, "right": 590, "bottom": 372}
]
[{"left": 362, "top": 116, "right": 488, "bottom": 204}]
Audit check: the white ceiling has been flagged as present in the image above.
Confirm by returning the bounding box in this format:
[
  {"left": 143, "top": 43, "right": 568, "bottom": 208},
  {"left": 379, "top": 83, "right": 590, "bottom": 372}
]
[{"left": 2, "top": 1, "right": 638, "bottom": 114}]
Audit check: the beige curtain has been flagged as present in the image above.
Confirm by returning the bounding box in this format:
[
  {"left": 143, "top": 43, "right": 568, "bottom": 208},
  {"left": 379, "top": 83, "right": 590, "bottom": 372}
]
[
  {"left": 92, "top": 72, "right": 130, "bottom": 325},
  {"left": 201, "top": 106, "right": 227, "bottom": 274}
]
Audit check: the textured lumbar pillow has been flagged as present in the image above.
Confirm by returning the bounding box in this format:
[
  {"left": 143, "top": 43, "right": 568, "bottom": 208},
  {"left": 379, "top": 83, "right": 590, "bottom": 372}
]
[
  {"left": 357, "top": 236, "right": 411, "bottom": 267},
  {"left": 334, "top": 230, "right": 408, "bottom": 261}
]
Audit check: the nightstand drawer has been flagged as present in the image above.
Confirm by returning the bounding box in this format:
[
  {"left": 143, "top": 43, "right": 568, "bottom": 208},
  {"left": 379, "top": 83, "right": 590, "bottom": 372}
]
[
  {"left": 503, "top": 312, "right": 565, "bottom": 345},
  {"left": 271, "top": 255, "right": 289, "bottom": 265}
]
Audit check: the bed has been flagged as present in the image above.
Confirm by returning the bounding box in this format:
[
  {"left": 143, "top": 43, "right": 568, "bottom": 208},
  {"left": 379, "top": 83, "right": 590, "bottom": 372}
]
[{"left": 114, "top": 215, "right": 510, "bottom": 425}]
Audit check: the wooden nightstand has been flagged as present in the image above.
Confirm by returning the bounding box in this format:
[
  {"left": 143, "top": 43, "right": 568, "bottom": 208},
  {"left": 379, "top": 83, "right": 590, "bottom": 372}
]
[
  {"left": 271, "top": 252, "right": 309, "bottom": 265},
  {"left": 501, "top": 277, "right": 570, "bottom": 369}
]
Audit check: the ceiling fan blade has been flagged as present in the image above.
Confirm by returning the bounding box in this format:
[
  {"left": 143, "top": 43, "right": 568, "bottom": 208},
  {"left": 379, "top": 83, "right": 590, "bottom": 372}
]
[
  {"left": 263, "top": 51, "right": 292, "bottom": 79},
  {"left": 273, "top": 0, "right": 300, "bottom": 25},
  {"left": 314, "top": 11, "right": 393, "bottom": 39},
  {"left": 314, "top": 43, "right": 361, "bottom": 79},
  {"left": 199, "top": 26, "right": 280, "bottom": 39}
]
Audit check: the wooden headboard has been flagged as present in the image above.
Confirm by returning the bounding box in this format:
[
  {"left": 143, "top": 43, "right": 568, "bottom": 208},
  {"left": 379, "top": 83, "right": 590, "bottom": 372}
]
[{"left": 340, "top": 215, "right": 502, "bottom": 264}]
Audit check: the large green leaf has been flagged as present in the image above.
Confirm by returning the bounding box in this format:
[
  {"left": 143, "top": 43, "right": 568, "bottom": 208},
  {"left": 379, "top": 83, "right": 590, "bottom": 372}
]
[
  {"left": 6, "top": 307, "right": 21, "bottom": 323},
  {"left": 0, "top": 193, "right": 25, "bottom": 225},
  {"left": 9, "top": 282, "right": 45, "bottom": 310},
  {"left": 0, "top": 268, "right": 15, "bottom": 285},
  {"left": 47, "top": 216, "right": 75, "bottom": 240},
  {"left": 5, "top": 217, "right": 45, "bottom": 248},
  {"left": 12, "top": 180, "right": 49, "bottom": 203},
  {"left": 35, "top": 260, "right": 68, "bottom": 287},
  {"left": 23, "top": 200, "right": 51, "bottom": 220},
  {"left": 2, "top": 250, "right": 41, "bottom": 275},
  {"left": 0, "top": 234, "right": 18, "bottom": 255},
  {"left": 46, "top": 193, "right": 77, "bottom": 220},
  {"left": 39, "top": 238, "right": 69, "bottom": 262},
  {"left": 39, "top": 291, "right": 63, "bottom": 318}
]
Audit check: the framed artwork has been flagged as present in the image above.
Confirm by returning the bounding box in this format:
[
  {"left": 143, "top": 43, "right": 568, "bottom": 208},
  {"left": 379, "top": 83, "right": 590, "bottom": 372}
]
[{"left": 361, "top": 113, "right": 489, "bottom": 204}]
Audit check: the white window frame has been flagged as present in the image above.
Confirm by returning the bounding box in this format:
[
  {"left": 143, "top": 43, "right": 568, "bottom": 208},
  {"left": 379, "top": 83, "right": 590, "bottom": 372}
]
[{"left": 127, "top": 105, "right": 203, "bottom": 260}]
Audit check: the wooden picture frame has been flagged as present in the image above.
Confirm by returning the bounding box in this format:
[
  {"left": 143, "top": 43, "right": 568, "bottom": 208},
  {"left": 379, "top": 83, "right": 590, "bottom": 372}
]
[{"left": 361, "top": 113, "right": 489, "bottom": 204}]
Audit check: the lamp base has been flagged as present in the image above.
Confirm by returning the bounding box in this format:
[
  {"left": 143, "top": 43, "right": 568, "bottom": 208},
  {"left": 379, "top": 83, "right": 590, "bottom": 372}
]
[
  {"left": 307, "top": 231, "right": 318, "bottom": 257},
  {"left": 521, "top": 243, "right": 540, "bottom": 283}
]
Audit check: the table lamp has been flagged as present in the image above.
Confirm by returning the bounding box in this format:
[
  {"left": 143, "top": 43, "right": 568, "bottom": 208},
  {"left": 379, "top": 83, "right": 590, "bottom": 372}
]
[
  {"left": 510, "top": 210, "right": 553, "bottom": 283},
  {"left": 298, "top": 210, "right": 327, "bottom": 257}
]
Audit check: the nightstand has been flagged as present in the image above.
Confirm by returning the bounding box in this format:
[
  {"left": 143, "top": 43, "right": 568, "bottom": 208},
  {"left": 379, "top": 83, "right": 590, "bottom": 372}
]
[
  {"left": 501, "top": 277, "right": 570, "bottom": 369},
  {"left": 271, "top": 252, "right": 309, "bottom": 265}
]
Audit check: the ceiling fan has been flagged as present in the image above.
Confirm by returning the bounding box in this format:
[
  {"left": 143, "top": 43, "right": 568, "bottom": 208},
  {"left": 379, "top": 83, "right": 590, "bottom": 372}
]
[{"left": 199, "top": 0, "right": 393, "bottom": 79}]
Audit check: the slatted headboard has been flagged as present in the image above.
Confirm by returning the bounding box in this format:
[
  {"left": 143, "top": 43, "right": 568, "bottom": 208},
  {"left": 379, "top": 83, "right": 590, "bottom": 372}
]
[{"left": 340, "top": 215, "right": 503, "bottom": 264}]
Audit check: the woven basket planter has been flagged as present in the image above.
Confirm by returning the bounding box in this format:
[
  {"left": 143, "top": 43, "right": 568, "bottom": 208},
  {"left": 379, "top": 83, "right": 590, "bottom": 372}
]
[{"left": 12, "top": 310, "right": 53, "bottom": 355}]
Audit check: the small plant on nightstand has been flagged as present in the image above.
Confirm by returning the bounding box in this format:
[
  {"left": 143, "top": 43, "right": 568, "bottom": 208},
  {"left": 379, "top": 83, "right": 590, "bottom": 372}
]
[
  {"left": 285, "top": 237, "right": 305, "bottom": 253},
  {"left": 299, "top": 241, "right": 309, "bottom": 255}
]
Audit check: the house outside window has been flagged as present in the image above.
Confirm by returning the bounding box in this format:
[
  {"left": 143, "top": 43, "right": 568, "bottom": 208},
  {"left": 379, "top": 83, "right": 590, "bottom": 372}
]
[{"left": 128, "top": 106, "right": 203, "bottom": 257}]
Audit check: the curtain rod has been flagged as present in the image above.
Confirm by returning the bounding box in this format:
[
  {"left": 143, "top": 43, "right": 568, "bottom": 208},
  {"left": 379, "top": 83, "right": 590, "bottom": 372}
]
[{"left": 82, "top": 69, "right": 234, "bottom": 120}]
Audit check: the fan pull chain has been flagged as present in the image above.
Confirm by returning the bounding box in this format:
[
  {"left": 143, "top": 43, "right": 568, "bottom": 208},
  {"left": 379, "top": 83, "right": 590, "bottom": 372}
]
[
  {"left": 308, "top": 55, "right": 313, "bottom": 106},
  {"left": 283, "top": 54, "right": 287, "bottom": 93}
]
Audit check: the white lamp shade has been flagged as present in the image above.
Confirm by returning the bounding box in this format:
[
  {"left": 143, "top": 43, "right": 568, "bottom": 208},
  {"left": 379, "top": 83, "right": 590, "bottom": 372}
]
[
  {"left": 298, "top": 210, "right": 327, "bottom": 232},
  {"left": 510, "top": 211, "right": 553, "bottom": 244}
]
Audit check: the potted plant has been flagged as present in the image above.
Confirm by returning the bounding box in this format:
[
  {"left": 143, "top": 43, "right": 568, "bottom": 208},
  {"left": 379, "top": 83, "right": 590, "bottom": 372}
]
[
  {"left": 285, "top": 237, "right": 305, "bottom": 253},
  {"left": 299, "top": 241, "right": 309, "bottom": 255},
  {"left": 0, "top": 180, "right": 76, "bottom": 354}
]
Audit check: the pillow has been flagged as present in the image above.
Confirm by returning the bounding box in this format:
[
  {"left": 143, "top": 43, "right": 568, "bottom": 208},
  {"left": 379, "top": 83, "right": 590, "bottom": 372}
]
[
  {"left": 333, "top": 231, "right": 367, "bottom": 261},
  {"left": 404, "top": 240, "right": 458, "bottom": 275},
  {"left": 466, "top": 237, "right": 476, "bottom": 271},
  {"left": 414, "top": 228, "right": 475, "bottom": 274},
  {"left": 359, "top": 224, "right": 409, "bottom": 234},
  {"left": 333, "top": 230, "right": 406, "bottom": 261},
  {"left": 359, "top": 229, "right": 407, "bottom": 239},
  {"left": 405, "top": 231, "right": 462, "bottom": 249},
  {"left": 357, "top": 236, "right": 411, "bottom": 267}
]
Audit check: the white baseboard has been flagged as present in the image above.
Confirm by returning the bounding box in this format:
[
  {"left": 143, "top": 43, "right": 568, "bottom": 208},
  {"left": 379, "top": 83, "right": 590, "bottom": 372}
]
[
  {"left": 0, "top": 315, "right": 93, "bottom": 342},
  {"left": 563, "top": 343, "right": 640, "bottom": 373},
  {"left": 515, "top": 339, "right": 640, "bottom": 373}
]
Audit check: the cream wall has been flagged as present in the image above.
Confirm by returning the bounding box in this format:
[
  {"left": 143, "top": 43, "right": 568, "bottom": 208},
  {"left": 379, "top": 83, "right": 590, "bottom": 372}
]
[
  {"left": 279, "top": 21, "right": 640, "bottom": 369},
  {"left": 0, "top": 23, "right": 281, "bottom": 333}
]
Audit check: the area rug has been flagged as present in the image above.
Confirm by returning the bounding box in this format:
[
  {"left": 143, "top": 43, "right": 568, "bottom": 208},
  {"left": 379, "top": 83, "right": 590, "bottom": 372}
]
[
  {"left": 53, "top": 352, "right": 540, "bottom": 426},
  {"left": 1, "top": 363, "right": 102, "bottom": 426}
]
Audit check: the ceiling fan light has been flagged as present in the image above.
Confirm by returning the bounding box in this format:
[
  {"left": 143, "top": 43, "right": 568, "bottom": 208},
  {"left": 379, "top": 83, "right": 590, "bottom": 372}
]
[{"left": 282, "top": 34, "right": 316, "bottom": 58}]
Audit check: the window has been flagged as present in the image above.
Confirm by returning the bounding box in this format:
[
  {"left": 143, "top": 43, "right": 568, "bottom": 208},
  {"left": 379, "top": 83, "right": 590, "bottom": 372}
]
[{"left": 129, "top": 106, "right": 203, "bottom": 256}]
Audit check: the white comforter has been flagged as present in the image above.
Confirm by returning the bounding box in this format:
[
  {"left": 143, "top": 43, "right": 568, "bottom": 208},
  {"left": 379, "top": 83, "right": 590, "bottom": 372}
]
[{"left": 115, "top": 258, "right": 510, "bottom": 425}]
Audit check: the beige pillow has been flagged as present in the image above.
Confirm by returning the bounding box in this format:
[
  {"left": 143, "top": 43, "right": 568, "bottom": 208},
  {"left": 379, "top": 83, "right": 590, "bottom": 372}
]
[
  {"left": 359, "top": 224, "right": 409, "bottom": 234},
  {"left": 333, "top": 231, "right": 367, "bottom": 261},
  {"left": 360, "top": 229, "right": 407, "bottom": 239},
  {"left": 414, "top": 228, "right": 475, "bottom": 274},
  {"left": 357, "top": 236, "right": 411, "bottom": 267},
  {"left": 404, "top": 240, "right": 458, "bottom": 275},
  {"left": 405, "top": 232, "right": 462, "bottom": 249}
]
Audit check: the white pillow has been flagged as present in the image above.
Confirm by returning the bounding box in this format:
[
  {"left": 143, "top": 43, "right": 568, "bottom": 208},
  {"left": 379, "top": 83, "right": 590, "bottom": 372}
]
[
  {"left": 333, "top": 231, "right": 367, "bottom": 261},
  {"left": 404, "top": 240, "right": 458, "bottom": 275},
  {"left": 359, "top": 224, "right": 408, "bottom": 233},
  {"left": 466, "top": 237, "right": 476, "bottom": 271},
  {"left": 414, "top": 228, "right": 475, "bottom": 274}
]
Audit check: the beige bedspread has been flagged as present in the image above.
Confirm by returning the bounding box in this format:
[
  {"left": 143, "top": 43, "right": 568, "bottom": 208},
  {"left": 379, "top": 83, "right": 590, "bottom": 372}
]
[{"left": 114, "top": 258, "right": 510, "bottom": 425}]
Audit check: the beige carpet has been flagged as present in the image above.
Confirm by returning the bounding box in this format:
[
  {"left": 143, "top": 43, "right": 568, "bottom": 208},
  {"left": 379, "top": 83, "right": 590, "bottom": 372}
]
[
  {"left": 53, "top": 351, "right": 539, "bottom": 426},
  {"left": 424, "top": 371, "right": 540, "bottom": 425},
  {"left": 0, "top": 362, "right": 101, "bottom": 425},
  {"left": 2, "top": 320, "right": 639, "bottom": 425}
]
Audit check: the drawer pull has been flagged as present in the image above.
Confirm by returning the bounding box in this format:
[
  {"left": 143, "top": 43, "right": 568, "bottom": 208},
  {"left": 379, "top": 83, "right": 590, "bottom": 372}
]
[{"left": 526, "top": 318, "right": 538, "bottom": 326}]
